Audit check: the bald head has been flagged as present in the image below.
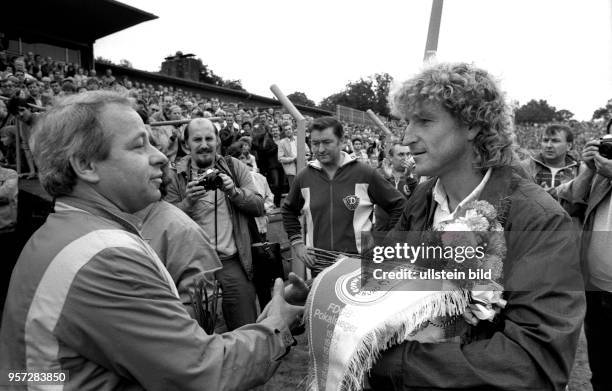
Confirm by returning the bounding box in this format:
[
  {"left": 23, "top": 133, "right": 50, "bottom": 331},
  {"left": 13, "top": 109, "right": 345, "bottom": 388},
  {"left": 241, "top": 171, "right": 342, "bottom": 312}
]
[
  {"left": 185, "top": 118, "right": 216, "bottom": 142},
  {"left": 186, "top": 118, "right": 218, "bottom": 168}
]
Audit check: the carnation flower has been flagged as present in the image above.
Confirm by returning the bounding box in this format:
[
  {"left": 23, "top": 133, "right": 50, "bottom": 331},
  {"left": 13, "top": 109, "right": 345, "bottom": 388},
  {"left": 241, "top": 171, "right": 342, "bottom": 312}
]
[
  {"left": 463, "top": 215, "right": 490, "bottom": 232},
  {"left": 434, "top": 200, "right": 506, "bottom": 325},
  {"left": 467, "top": 200, "right": 497, "bottom": 220}
]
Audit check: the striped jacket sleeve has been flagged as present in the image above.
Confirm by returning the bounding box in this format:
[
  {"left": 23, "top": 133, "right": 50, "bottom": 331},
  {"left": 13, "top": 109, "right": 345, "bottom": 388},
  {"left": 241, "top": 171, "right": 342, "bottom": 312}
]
[
  {"left": 54, "top": 244, "right": 293, "bottom": 391},
  {"left": 281, "top": 173, "right": 305, "bottom": 245},
  {"left": 367, "top": 168, "right": 407, "bottom": 230}
]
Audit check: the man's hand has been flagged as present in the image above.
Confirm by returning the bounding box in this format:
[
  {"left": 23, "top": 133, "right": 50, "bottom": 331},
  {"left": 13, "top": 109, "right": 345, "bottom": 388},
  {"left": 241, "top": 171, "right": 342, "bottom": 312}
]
[
  {"left": 594, "top": 153, "right": 612, "bottom": 179},
  {"left": 381, "top": 158, "right": 393, "bottom": 178},
  {"left": 292, "top": 242, "right": 316, "bottom": 268},
  {"left": 284, "top": 272, "right": 310, "bottom": 306},
  {"left": 185, "top": 180, "right": 207, "bottom": 206},
  {"left": 218, "top": 173, "right": 237, "bottom": 196},
  {"left": 258, "top": 278, "right": 304, "bottom": 332},
  {"left": 401, "top": 156, "right": 416, "bottom": 174},
  {"left": 582, "top": 139, "right": 600, "bottom": 171}
]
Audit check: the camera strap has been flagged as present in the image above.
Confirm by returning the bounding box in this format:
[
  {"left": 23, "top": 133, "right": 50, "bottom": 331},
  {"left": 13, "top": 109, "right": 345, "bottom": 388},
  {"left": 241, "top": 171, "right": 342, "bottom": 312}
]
[{"left": 214, "top": 187, "right": 217, "bottom": 251}]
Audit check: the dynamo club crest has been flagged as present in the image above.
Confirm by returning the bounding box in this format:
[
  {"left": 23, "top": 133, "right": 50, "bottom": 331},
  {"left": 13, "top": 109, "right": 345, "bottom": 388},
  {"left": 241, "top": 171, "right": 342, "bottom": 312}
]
[{"left": 342, "top": 195, "right": 360, "bottom": 211}]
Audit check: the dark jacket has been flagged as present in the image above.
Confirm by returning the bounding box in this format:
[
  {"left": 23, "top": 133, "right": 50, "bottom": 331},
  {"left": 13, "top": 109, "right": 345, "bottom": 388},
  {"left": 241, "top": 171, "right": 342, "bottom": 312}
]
[
  {"left": 282, "top": 153, "right": 406, "bottom": 254},
  {"left": 164, "top": 155, "right": 265, "bottom": 278},
  {"left": 373, "top": 171, "right": 418, "bottom": 231},
  {"left": 253, "top": 131, "right": 281, "bottom": 173},
  {"left": 557, "top": 170, "right": 612, "bottom": 285},
  {"left": 521, "top": 152, "right": 580, "bottom": 195},
  {"left": 371, "top": 166, "right": 585, "bottom": 391}
]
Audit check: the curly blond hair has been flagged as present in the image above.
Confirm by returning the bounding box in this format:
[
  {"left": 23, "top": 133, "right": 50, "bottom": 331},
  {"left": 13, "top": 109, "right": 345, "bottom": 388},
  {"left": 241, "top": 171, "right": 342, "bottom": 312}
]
[{"left": 389, "top": 62, "right": 515, "bottom": 169}]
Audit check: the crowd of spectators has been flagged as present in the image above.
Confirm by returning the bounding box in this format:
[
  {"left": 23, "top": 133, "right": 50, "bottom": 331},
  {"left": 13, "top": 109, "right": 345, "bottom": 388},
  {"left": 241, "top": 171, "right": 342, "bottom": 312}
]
[
  {"left": 0, "top": 50, "right": 398, "bottom": 201},
  {"left": 1, "top": 50, "right": 609, "bottom": 195}
]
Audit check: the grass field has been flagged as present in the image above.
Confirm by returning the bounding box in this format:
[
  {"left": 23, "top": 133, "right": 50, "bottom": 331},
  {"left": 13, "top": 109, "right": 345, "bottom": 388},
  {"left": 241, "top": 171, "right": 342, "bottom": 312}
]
[{"left": 255, "top": 328, "right": 593, "bottom": 391}]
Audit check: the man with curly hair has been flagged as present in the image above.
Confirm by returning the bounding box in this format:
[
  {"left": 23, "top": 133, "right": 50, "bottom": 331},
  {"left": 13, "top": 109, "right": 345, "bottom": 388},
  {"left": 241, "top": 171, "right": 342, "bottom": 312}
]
[{"left": 367, "top": 62, "right": 585, "bottom": 390}]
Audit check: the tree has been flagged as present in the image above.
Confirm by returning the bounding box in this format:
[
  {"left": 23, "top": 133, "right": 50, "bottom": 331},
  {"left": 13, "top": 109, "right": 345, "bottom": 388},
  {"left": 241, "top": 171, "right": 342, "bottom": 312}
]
[
  {"left": 119, "top": 59, "right": 133, "bottom": 68},
  {"left": 553, "top": 109, "right": 574, "bottom": 122},
  {"left": 371, "top": 73, "right": 393, "bottom": 117},
  {"left": 318, "top": 73, "right": 394, "bottom": 116},
  {"left": 319, "top": 92, "right": 344, "bottom": 112},
  {"left": 195, "top": 58, "right": 224, "bottom": 86},
  {"left": 95, "top": 56, "right": 113, "bottom": 65},
  {"left": 287, "top": 91, "right": 316, "bottom": 107},
  {"left": 514, "top": 99, "right": 557, "bottom": 124},
  {"left": 223, "top": 79, "right": 246, "bottom": 92},
  {"left": 592, "top": 99, "right": 612, "bottom": 121}
]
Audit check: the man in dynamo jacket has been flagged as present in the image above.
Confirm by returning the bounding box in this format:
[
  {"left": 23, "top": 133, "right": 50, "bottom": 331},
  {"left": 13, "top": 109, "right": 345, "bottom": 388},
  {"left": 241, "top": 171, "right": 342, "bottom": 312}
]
[{"left": 282, "top": 117, "right": 406, "bottom": 263}]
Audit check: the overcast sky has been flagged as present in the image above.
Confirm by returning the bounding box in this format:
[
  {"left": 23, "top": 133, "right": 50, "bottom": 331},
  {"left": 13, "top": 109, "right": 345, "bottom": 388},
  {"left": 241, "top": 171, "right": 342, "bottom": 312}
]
[{"left": 95, "top": 0, "right": 612, "bottom": 120}]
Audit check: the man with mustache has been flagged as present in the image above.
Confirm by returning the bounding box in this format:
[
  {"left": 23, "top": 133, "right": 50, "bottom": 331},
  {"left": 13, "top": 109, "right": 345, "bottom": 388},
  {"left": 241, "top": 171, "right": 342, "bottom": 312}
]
[{"left": 165, "top": 118, "right": 265, "bottom": 330}]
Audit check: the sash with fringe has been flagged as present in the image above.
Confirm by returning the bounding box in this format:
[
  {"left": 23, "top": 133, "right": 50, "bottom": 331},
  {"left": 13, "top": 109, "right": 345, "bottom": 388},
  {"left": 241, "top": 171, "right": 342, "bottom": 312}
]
[{"left": 305, "top": 257, "right": 469, "bottom": 391}]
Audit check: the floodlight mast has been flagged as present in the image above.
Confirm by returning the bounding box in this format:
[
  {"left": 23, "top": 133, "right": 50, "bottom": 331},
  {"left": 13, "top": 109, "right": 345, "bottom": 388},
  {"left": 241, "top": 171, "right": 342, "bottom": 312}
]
[{"left": 424, "top": 0, "right": 444, "bottom": 62}]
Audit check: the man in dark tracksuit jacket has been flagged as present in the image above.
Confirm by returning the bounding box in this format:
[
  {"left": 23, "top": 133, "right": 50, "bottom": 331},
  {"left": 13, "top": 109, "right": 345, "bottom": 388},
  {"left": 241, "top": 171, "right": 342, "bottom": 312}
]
[{"left": 282, "top": 116, "right": 406, "bottom": 271}]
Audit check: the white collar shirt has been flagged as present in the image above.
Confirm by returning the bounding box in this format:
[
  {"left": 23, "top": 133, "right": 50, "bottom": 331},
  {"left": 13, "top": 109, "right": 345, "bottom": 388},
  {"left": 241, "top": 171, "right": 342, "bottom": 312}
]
[{"left": 432, "top": 168, "right": 492, "bottom": 228}]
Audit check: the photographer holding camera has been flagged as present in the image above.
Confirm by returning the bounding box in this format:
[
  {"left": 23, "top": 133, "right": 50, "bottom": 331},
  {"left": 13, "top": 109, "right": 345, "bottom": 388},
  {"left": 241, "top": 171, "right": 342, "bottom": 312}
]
[
  {"left": 165, "top": 118, "right": 265, "bottom": 331},
  {"left": 557, "top": 119, "right": 612, "bottom": 391}
]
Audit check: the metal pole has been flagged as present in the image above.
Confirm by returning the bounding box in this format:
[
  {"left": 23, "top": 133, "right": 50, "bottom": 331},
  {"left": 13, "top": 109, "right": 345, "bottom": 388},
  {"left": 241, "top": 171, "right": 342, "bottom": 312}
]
[
  {"left": 366, "top": 109, "right": 393, "bottom": 136},
  {"left": 149, "top": 117, "right": 221, "bottom": 127},
  {"left": 269, "top": 84, "right": 307, "bottom": 279},
  {"left": 269, "top": 85, "right": 306, "bottom": 172},
  {"left": 424, "top": 0, "right": 444, "bottom": 62}
]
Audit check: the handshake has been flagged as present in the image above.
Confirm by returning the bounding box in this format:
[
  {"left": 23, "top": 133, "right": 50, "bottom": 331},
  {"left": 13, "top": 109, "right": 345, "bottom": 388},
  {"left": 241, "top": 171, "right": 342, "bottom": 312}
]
[{"left": 257, "top": 273, "right": 310, "bottom": 333}]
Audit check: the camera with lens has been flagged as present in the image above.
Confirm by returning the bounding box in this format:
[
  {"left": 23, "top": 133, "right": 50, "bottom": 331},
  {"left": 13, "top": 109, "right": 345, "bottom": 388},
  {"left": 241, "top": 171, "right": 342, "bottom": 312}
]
[
  {"left": 600, "top": 119, "right": 612, "bottom": 160},
  {"left": 195, "top": 169, "right": 224, "bottom": 191},
  {"left": 600, "top": 135, "right": 612, "bottom": 159}
]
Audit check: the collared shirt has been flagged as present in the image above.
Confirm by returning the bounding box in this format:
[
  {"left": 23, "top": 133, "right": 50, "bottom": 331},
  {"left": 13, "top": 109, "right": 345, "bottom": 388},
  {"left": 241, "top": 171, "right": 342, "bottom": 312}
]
[
  {"left": 190, "top": 167, "right": 237, "bottom": 257},
  {"left": 289, "top": 139, "right": 297, "bottom": 161},
  {"left": 432, "top": 168, "right": 492, "bottom": 227}
]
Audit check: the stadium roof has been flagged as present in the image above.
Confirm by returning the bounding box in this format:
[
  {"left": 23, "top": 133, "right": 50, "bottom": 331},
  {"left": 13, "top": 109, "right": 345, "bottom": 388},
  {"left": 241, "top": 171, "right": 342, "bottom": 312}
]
[{"left": 4, "top": 0, "right": 157, "bottom": 43}]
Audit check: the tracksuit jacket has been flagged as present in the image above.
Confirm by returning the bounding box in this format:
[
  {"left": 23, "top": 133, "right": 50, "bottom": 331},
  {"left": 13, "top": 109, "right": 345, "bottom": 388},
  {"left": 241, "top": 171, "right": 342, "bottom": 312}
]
[
  {"left": 0, "top": 186, "right": 293, "bottom": 390},
  {"left": 282, "top": 152, "right": 406, "bottom": 254}
]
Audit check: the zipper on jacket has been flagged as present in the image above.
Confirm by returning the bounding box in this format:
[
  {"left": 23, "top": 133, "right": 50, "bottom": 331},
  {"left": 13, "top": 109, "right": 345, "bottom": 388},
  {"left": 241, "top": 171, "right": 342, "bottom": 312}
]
[{"left": 329, "top": 180, "right": 334, "bottom": 251}]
